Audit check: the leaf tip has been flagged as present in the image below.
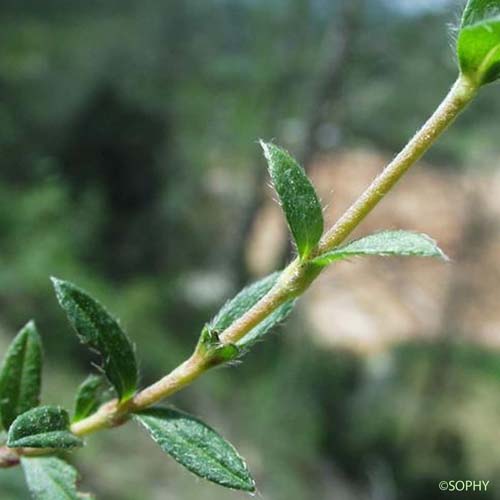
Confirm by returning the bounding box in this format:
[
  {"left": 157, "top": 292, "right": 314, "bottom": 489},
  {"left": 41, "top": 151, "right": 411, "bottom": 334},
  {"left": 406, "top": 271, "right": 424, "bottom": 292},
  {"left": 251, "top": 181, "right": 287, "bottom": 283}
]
[
  {"left": 259, "top": 139, "right": 274, "bottom": 162},
  {"left": 50, "top": 276, "right": 66, "bottom": 298},
  {"left": 438, "top": 247, "right": 451, "bottom": 262},
  {"left": 419, "top": 233, "right": 449, "bottom": 261},
  {"left": 21, "top": 319, "right": 39, "bottom": 339},
  {"left": 25, "top": 319, "right": 36, "bottom": 329},
  {"left": 240, "top": 474, "right": 256, "bottom": 493},
  {"left": 51, "top": 277, "right": 79, "bottom": 307},
  {"left": 50, "top": 275, "right": 65, "bottom": 288}
]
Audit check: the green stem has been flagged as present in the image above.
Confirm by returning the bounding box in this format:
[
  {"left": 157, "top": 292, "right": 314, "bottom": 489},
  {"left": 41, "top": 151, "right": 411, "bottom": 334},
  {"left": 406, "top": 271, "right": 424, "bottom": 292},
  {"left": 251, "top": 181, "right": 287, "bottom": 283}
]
[
  {"left": 2, "top": 73, "right": 478, "bottom": 462},
  {"left": 131, "top": 75, "right": 476, "bottom": 415},
  {"left": 317, "top": 74, "right": 477, "bottom": 253}
]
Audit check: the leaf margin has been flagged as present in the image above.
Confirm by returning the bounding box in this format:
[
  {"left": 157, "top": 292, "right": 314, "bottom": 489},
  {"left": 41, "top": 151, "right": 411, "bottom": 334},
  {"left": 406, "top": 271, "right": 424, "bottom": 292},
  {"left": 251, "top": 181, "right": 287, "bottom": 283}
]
[
  {"left": 21, "top": 455, "right": 94, "bottom": 500},
  {"left": 260, "top": 140, "right": 324, "bottom": 260},
  {"left": 7, "top": 405, "right": 83, "bottom": 449},
  {"left": 0, "top": 320, "right": 43, "bottom": 431},
  {"left": 134, "top": 406, "right": 255, "bottom": 492},
  {"left": 311, "top": 230, "right": 448, "bottom": 266},
  {"left": 51, "top": 277, "right": 139, "bottom": 402}
]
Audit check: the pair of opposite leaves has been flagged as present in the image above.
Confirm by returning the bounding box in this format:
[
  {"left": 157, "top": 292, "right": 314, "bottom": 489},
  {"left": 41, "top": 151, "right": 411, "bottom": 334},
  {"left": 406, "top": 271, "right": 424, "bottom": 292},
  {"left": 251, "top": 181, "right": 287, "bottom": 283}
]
[
  {"left": 0, "top": 135, "right": 447, "bottom": 500},
  {"left": 0, "top": 295, "right": 257, "bottom": 498},
  {"left": 3, "top": 0, "right": 499, "bottom": 497},
  {"left": 0, "top": 142, "right": 447, "bottom": 500}
]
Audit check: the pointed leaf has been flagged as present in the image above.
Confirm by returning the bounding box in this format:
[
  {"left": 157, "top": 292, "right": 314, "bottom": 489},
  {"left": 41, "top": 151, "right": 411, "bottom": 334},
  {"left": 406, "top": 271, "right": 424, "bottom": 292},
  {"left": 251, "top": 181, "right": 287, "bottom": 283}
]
[
  {"left": 8, "top": 406, "right": 83, "bottom": 449},
  {"left": 458, "top": 0, "right": 500, "bottom": 84},
  {"left": 261, "top": 141, "right": 324, "bottom": 259},
  {"left": 72, "top": 375, "right": 104, "bottom": 423},
  {"left": 135, "top": 407, "right": 255, "bottom": 492},
  {"left": 210, "top": 272, "right": 295, "bottom": 351},
  {"left": 22, "top": 456, "right": 93, "bottom": 500},
  {"left": 0, "top": 321, "right": 42, "bottom": 430},
  {"left": 52, "top": 278, "right": 138, "bottom": 402},
  {"left": 312, "top": 230, "right": 447, "bottom": 266}
]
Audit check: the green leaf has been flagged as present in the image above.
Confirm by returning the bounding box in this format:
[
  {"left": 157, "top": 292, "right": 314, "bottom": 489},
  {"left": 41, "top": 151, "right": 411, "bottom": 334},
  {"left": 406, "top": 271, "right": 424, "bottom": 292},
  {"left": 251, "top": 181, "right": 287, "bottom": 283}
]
[
  {"left": 72, "top": 375, "right": 104, "bottom": 423},
  {"left": 458, "top": 0, "right": 500, "bottom": 84},
  {"left": 8, "top": 405, "right": 83, "bottom": 449},
  {"left": 0, "top": 321, "right": 42, "bottom": 430},
  {"left": 21, "top": 456, "right": 93, "bottom": 500},
  {"left": 261, "top": 141, "right": 324, "bottom": 259},
  {"left": 210, "top": 272, "right": 295, "bottom": 351},
  {"left": 135, "top": 407, "right": 255, "bottom": 492},
  {"left": 312, "top": 230, "right": 447, "bottom": 266},
  {"left": 462, "top": 0, "right": 500, "bottom": 26},
  {"left": 52, "top": 278, "right": 138, "bottom": 402}
]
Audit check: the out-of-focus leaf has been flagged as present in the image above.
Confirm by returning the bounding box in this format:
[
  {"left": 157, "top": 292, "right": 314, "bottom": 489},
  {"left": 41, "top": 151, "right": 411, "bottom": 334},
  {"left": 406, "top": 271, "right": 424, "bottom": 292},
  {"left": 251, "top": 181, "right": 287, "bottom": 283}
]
[
  {"left": 312, "top": 230, "right": 447, "bottom": 266},
  {"left": 0, "top": 321, "right": 42, "bottom": 430},
  {"left": 52, "top": 278, "right": 138, "bottom": 402},
  {"left": 458, "top": 0, "right": 500, "bottom": 84},
  {"left": 261, "top": 141, "right": 324, "bottom": 259},
  {"left": 8, "top": 406, "right": 83, "bottom": 449},
  {"left": 72, "top": 375, "right": 104, "bottom": 423},
  {"left": 135, "top": 407, "right": 255, "bottom": 492},
  {"left": 21, "top": 456, "right": 93, "bottom": 500}
]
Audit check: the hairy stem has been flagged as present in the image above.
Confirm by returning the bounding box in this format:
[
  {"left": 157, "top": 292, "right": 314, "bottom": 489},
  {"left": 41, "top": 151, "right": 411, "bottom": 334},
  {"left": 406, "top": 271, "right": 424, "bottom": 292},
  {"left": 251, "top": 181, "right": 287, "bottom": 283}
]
[
  {"left": 130, "top": 75, "right": 476, "bottom": 411},
  {"left": 318, "top": 75, "right": 477, "bottom": 253},
  {"left": 1, "top": 74, "right": 477, "bottom": 463}
]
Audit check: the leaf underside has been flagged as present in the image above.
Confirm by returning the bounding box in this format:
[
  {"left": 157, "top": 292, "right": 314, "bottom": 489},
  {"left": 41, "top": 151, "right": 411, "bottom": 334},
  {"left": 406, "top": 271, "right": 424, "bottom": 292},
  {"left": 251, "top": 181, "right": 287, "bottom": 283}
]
[
  {"left": 21, "top": 456, "right": 93, "bottom": 500},
  {"left": 52, "top": 278, "right": 138, "bottom": 402},
  {"left": 210, "top": 272, "right": 295, "bottom": 351},
  {"left": 135, "top": 407, "right": 255, "bottom": 492},
  {"left": 312, "top": 230, "right": 447, "bottom": 266},
  {"left": 261, "top": 141, "right": 324, "bottom": 259},
  {"left": 8, "top": 406, "right": 83, "bottom": 449},
  {"left": 0, "top": 321, "right": 42, "bottom": 430},
  {"left": 73, "top": 375, "right": 105, "bottom": 423}
]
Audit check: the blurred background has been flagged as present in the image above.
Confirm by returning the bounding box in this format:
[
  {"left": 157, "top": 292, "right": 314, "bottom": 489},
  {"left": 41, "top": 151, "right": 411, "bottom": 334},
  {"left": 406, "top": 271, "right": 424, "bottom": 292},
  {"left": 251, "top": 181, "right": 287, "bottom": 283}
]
[{"left": 1, "top": 0, "right": 500, "bottom": 498}]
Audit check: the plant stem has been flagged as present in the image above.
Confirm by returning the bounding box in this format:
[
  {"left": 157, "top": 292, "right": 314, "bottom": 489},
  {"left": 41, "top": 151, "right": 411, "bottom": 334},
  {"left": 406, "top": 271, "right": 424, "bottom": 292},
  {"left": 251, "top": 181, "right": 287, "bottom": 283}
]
[
  {"left": 128, "top": 354, "right": 208, "bottom": 411},
  {"left": 317, "top": 74, "right": 477, "bottom": 253},
  {"left": 130, "top": 75, "right": 477, "bottom": 410},
  {"left": 129, "top": 260, "right": 306, "bottom": 409},
  {"left": 1, "top": 74, "right": 478, "bottom": 463}
]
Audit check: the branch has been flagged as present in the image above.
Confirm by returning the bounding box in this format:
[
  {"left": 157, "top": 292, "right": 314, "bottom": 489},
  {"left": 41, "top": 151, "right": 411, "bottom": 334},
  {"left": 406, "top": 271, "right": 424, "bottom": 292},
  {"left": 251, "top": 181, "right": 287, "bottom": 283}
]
[{"left": 3, "top": 74, "right": 478, "bottom": 463}]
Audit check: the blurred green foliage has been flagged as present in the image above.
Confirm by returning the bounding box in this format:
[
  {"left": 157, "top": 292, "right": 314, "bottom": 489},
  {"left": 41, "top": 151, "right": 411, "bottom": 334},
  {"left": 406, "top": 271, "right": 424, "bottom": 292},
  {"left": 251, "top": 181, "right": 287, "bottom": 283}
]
[{"left": 1, "top": 0, "right": 500, "bottom": 498}]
